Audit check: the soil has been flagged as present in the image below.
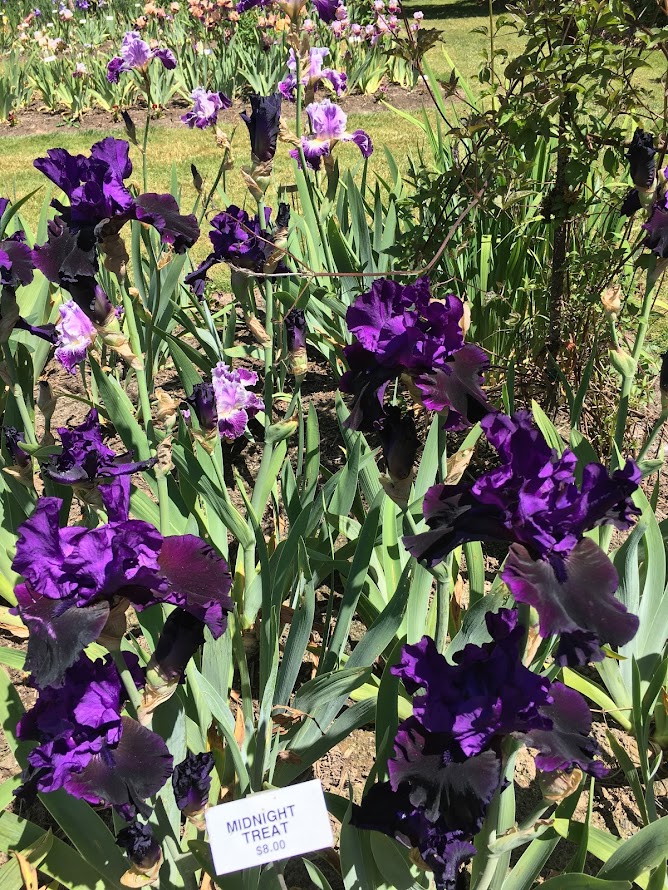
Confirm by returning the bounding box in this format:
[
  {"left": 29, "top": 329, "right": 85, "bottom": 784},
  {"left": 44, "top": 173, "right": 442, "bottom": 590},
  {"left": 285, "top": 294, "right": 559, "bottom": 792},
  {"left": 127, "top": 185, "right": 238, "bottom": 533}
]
[{"left": 0, "top": 83, "right": 445, "bottom": 139}]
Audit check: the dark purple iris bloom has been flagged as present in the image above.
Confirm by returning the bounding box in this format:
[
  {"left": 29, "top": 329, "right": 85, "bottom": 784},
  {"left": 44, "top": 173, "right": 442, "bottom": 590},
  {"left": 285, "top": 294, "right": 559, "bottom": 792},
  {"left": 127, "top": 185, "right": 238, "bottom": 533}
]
[
  {"left": 116, "top": 822, "right": 161, "bottom": 871},
  {"left": 16, "top": 653, "right": 172, "bottom": 820},
  {"left": 185, "top": 205, "right": 271, "bottom": 297},
  {"left": 284, "top": 308, "right": 307, "bottom": 352},
  {"left": 341, "top": 278, "right": 489, "bottom": 432},
  {"left": 172, "top": 751, "right": 214, "bottom": 816},
  {"left": 627, "top": 128, "right": 656, "bottom": 190},
  {"left": 3, "top": 427, "right": 30, "bottom": 468},
  {"left": 33, "top": 138, "right": 199, "bottom": 315},
  {"left": 404, "top": 410, "right": 640, "bottom": 666},
  {"left": 352, "top": 609, "right": 607, "bottom": 889},
  {"left": 185, "top": 383, "right": 218, "bottom": 433},
  {"left": 377, "top": 406, "right": 420, "bottom": 482},
  {"left": 44, "top": 408, "right": 157, "bottom": 486},
  {"left": 311, "top": 0, "right": 341, "bottom": 21},
  {"left": 12, "top": 486, "right": 233, "bottom": 688},
  {"left": 641, "top": 190, "right": 668, "bottom": 258},
  {"left": 240, "top": 94, "right": 282, "bottom": 163}
]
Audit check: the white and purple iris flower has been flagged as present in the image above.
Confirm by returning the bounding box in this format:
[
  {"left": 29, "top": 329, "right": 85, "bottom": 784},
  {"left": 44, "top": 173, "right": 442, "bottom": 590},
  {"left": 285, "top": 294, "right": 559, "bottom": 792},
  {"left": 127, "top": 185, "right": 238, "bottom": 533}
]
[
  {"left": 11, "top": 479, "right": 233, "bottom": 691},
  {"left": 185, "top": 363, "right": 264, "bottom": 441},
  {"left": 278, "top": 48, "right": 347, "bottom": 102},
  {"left": 181, "top": 86, "right": 232, "bottom": 129},
  {"left": 352, "top": 608, "right": 609, "bottom": 890},
  {"left": 290, "top": 99, "right": 373, "bottom": 170},
  {"left": 405, "top": 410, "right": 641, "bottom": 667},
  {"left": 107, "top": 30, "right": 176, "bottom": 83},
  {"left": 54, "top": 300, "right": 96, "bottom": 374}
]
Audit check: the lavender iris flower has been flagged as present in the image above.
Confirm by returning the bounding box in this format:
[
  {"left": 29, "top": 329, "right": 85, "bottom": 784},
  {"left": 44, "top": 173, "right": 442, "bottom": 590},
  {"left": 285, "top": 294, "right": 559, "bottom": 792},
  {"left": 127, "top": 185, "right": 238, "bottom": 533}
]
[
  {"left": 16, "top": 653, "right": 172, "bottom": 820},
  {"left": 43, "top": 408, "right": 157, "bottom": 486},
  {"left": 182, "top": 86, "right": 232, "bottom": 129},
  {"left": 12, "top": 484, "right": 233, "bottom": 688},
  {"left": 340, "top": 277, "right": 488, "bottom": 432},
  {"left": 404, "top": 410, "right": 640, "bottom": 666},
  {"left": 290, "top": 100, "right": 372, "bottom": 169},
  {"left": 278, "top": 48, "right": 347, "bottom": 101},
  {"left": 107, "top": 31, "right": 177, "bottom": 83},
  {"left": 172, "top": 751, "right": 214, "bottom": 816},
  {"left": 240, "top": 93, "right": 282, "bottom": 163},
  {"left": 54, "top": 300, "right": 97, "bottom": 373},
  {"left": 352, "top": 609, "right": 607, "bottom": 889},
  {"left": 212, "top": 362, "right": 264, "bottom": 439},
  {"left": 185, "top": 205, "right": 273, "bottom": 297}
]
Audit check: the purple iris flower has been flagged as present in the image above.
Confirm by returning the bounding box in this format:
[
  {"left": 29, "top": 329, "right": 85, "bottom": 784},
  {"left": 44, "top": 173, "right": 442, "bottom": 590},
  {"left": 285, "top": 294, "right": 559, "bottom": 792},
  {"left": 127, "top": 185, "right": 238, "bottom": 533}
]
[
  {"left": 352, "top": 609, "right": 607, "bottom": 889},
  {"left": 404, "top": 410, "right": 640, "bottom": 666},
  {"left": 641, "top": 185, "right": 668, "bottom": 258},
  {"left": 240, "top": 94, "right": 282, "bottom": 163},
  {"left": 12, "top": 484, "right": 233, "bottom": 688},
  {"left": 3, "top": 427, "right": 30, "bottom": 468},
  {"left": 278, "top": 48, "right": 347, "bottom": 101},
  {"left": 284, "top": 308, "right": 307, "bottom": 353},
  {"left": 172, "top": 751, "right": 214, "bottom": 816},
  {"left": 290, "top": 100, "right": 372, "bottom": 170},
  {"left": 212, "top": 362, "right": 264, "bottom": 440},
  {"left": 312, "top": 0, "right": 341, "bottom": 21},
  {"left": 184, "top": 205, "right": 272, "bottom": 297},
  {"left": 627, "top": 128, "right": 656, "bottom": 190},
  {"left": 107, "top": 31, "right": 176, "bottom": 83},
  {"left": 181, "top": 86, "right": 231, "bottom": 129},
  {"left": 16, "top": 653, "right": 172, "bottom": 820},
  {"left": 33, "top": 139, "right": 199, "bottom": 319},
  {"left": 340, "top": 277, "right": 488, "bottom": 432},
  {"left": 54, "top": 300, "right": 97, "bottom": 373},
  {"left": 116, "top": 822, "right": 161, "bottom": 871},
  {"left": 43, "top": 408, "right": 157, "bottom": 486}
]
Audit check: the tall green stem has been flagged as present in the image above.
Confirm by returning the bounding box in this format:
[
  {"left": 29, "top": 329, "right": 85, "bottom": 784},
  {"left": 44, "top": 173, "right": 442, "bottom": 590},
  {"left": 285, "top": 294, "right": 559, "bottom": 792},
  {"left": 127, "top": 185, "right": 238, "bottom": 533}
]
[
  {"left": 120, "top": 286, "right": 154, "bottom": 458},
  {"left": 2, "top": 346, "right": 36, "bottom": 445}
]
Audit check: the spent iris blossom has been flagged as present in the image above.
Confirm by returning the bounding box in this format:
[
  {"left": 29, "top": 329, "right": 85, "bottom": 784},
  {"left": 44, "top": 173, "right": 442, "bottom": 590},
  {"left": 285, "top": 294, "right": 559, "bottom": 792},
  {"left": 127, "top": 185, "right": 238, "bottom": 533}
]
[
  {"left": 107, "top": 30, "right": 176, "bottom": 82},
  {"left": 352, "top": 609, "right": 607, "bottom": 889},
  {"left": 290, "top": 99, "right": 372, "bottom": 169},
  {"left": 278, "top": 47, "right": 347, "bottom": 102},
  {"left": 181, "top": 86, "right": 231, "bottom": 129},
  {"left": 12, "top": 481, "right": 233, "bottom": 688},
  {"left": 16, "top": 653, "right": 172, "bottom": 820},
  {"left": 340, "top": 277, "right": 489, "bottom": 433},
  {"left": 404, "top": 410, "right": 640, "bottom": 666}
]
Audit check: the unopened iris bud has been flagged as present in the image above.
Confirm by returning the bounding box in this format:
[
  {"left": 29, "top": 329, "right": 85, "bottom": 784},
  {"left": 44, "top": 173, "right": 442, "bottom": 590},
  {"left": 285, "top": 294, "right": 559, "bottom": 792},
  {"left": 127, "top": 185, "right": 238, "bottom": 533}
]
[
  {"left": 116, "top": 821, "right": 162, "bottom": 882},
  {"left": 601, "top": 283, "right": 621, "bottom": 318},
  {"left": 184, "top": 382, "right": 218, "bottom": 449},
  {"left": 191, "top": 163, "right": 203, "bottom": 193},
  {"left": 172, "top": 751, "right": 214, "bottom": 828},
  {"left": 660, "top": 352, "right": 668, "bottom": 411},
  {"left": 627, "top": 128, "right": 656, "bottom": 191},
  {"left": 122, "top": 110, "right": 138, "bottom": 145},
  {"left": 141, "top": 610, "right": 205, "bottom": 724},
  {"left": 284, "top": 308, "right": 307, "bottom": 378},
  {"left": 377, "top": 406, "right": 420, "bottom": 483},
  {"left": 37, "top": 380, "right": 57, "bottom": 425},
  {"left": 609, "top": 347, "right": 637, "bottom": 378},
  {"left": 3, "top": 427, "right": 30, "bottom": 468}
]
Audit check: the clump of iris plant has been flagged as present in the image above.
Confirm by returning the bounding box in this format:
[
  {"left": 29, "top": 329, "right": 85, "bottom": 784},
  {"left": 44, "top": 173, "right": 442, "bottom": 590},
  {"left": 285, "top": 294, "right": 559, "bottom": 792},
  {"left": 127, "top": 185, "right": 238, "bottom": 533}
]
[
  {"left": 16, "top": 652, "right": 172, "bottom": 821},
  {"left": 278, "top": 47, "right": 347, "bottom": 103},
  {"left": 405, "top": 409, "right": 640, "bottom": 666},
  {"left": 32, "top": 137, "right": 199, "bottom": 366},
  {"left": 340, "top": 277, "right": 489, "bottom": 492},
  {"left": 181, "top": 86, "right": 232, "bottom": 129},
  {"left": 290, "top": 99, "right": 373, "bottom": 170},
  {"left": 107, "top": 30, "right": 176, "bottom": 83},
  {"left": 352, "top": 608, "right": 608, "bottom": 890},
  {"left": 11, "top": 477, "right": 233, "bottom": 690},
  {"left": 183, "top": 362, "right": 264, "bottom": 448}
]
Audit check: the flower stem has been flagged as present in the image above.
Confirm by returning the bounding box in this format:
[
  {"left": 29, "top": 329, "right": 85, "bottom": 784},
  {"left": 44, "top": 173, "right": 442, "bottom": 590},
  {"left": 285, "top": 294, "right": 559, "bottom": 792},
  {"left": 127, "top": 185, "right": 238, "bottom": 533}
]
[
  {"left": 112, "top": 648, "right": 142, "bottom": 719},
  {"left": 120, "top": 285, "right": 154, "bottom": 458},
  {"left": 2, "top": 345, "right": 37, "bottom": 445}
]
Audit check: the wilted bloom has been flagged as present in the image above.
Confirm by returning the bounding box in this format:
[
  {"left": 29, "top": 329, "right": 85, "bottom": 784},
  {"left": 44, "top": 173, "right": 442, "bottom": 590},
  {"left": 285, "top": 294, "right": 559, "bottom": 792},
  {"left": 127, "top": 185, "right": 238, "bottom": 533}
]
[
  {"left": 240, "top": 93, "right": 282, "bottom": 163},
  {"left": 182, "top": 86, "right": 231, "bottom": 129},
  {"left": 404, "top": 410, "right": 640, "bottom": 666},
  {"left": 43, "top": 408, "right": 157, "bottom": 487},
  {"left": 12, "top": 486, "right": 233, "bottom": 688},
  {"left": 341, "top": 277, "right": 488, "bottom": 432},
  {"left": 54, "top": 300, "right": 97, "bottom": 373},
  {"left": 172, "top": 751, "right": 214, "bottom": 819},
  {"left": 278, "top": 48, "right": 347, "bottom": 102},
  {"left": 107, "top": 30, "right": 176, "bottom": 82},
  {"left": 290, "top": 99, "right": 372, "bottom": 170},
  {"left": 116, "top": 822, "right": 161, "bottom": 874},
  {"left": 212, "top": 362, "right": 264, "bottom": 439},
  {"left": 185, "top": 205, "right": 276, "bottom": 296},
  {"left": 352, "top": 609, "right": 607, "bottom": 889},
  {"left": 16, "top": 653, "right": 172, "bottom": 820}
]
